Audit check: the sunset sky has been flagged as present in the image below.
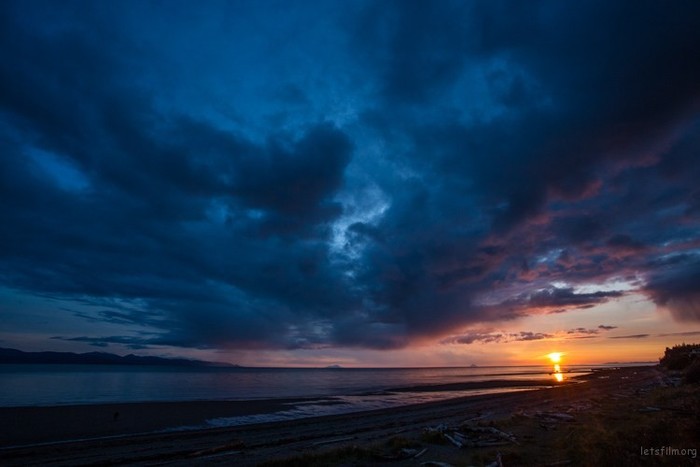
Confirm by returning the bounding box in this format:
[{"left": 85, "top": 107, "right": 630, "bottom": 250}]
[{"left": 1, "top": 1, "right": 699, "bottom": 367}]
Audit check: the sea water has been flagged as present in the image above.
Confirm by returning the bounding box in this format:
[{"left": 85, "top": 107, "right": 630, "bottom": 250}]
[{"left": 0, "top": 363, "right": 638, "bottom": 408}]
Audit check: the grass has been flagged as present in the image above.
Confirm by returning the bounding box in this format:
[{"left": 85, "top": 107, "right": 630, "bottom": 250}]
[
  {"left": 258, "top": 445, "right": 375, "bottom": 467},
  {"left": 258, "top": 436, "right": 420, "bottom": 467},
  {"left": 553, "top": 384, "right": 699, "bottom": 466}
]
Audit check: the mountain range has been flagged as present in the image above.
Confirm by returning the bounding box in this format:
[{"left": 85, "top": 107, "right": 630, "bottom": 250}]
[{"left": 0, "top": 347, "right": 235, "bottom": 367}]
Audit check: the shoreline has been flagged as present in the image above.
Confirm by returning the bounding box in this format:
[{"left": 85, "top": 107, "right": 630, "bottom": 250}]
[
  {"left": 0, "top": 366, "right": 682, "bottom": 466},
  {"left": 0, "top": 378, "right": 564, "bottom": 448}
]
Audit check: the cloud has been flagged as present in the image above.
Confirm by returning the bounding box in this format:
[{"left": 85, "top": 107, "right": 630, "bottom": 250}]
[
  {"left": 564, "top": 325, "right": 622, "bottom": 340},
  {"left": 657, "top": 331, "right": 700, "bottom": 337},
  {"left": 442, "top": 332, "right": 505, "bottom": 345},
  {"left": 488, "top": 287, "right": 625, "bottom": 316},
  {"left": 231, "top": 123, "right": 353, "bottom": 230},
  {"left": 645, "top": 260, "right": 700, "bottom": 322},
  {"left": 442, "top": 330, "right": 552, "bottom": 345},
  {"left": 531, "top": 288, "right": 624, "bottom": 309},
  {"left": 1, "top": 1, "right": 699, "bottom": 352},
  {"left": 565, "top": 325, "right": 618, "bottom": 337},
  {"left": 606, "top": 234, "right": 646, "bottom": 252},
  {"left": 514, "top": 331, "right": 553, "bottom": 341},
  {"left": 609, "top": 334, "right": 650, "bottom": 340},
  {"left": 51, "top": 335, "right": 153, "bottom": 350},
  {"left": 567, "top": 327, "right": 599, "bottom": 335}
]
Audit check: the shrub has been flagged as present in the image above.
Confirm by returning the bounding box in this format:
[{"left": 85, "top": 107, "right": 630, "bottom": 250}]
[
  {"left": 659, "top": 343, "right": 700, "bottom": 370},
  {"left": 684, "top": 358, "right": 700, "bottom": 384}
]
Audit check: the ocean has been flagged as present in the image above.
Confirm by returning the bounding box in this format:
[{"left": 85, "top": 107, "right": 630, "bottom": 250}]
[
  {"left": 0, "top": 363, "right": 650, "bottom": 431},
  {"left": 0, "top": 363, "right": 641, "bottom": 406}
]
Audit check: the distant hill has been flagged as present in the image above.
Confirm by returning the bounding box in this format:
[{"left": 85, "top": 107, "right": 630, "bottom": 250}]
[{"left": 0, "top": 347, "right": 235, "bottom": 367}]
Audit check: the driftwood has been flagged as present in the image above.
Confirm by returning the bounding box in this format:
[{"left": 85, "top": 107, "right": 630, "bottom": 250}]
[
  {"left": 396, "top": 447, "right": 428, "bottom": 459},
  {"left": 310, "top": 436, "right": 355, "bottom": 446},
  {"left": 443, "top": 433, "right": 463, "bottom": 448},
  {"left": 414, "top": 447, "right": 428, "bottom": 458},
  {"left": 638, "top": 406, "right": 661, "bottom": 412},
  {"left": 537, "top": 412, "right": 575, "bottom": 421},
  {"left": 424, "top": 424, "right": 448, "bottom": 433},
  {"left": 426, "top": 421, "right": 518, "bottom": 450},
  {"left": 465, "top": 426, "right": 519, "bottom": 444}
]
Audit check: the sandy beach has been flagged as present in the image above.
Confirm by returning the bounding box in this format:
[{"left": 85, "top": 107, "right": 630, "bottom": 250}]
[{"left": 1, "top": 366, "right": 697, "bottom": 466}]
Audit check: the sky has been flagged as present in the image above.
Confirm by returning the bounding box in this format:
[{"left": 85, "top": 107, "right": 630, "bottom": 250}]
[{"left": 1, "top": 0, "right": 699, "bottom": 367}]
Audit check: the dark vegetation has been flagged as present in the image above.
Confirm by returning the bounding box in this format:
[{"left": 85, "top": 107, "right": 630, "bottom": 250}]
[{"left": 659, "top": 343, "right": 700, "bottom": 383}]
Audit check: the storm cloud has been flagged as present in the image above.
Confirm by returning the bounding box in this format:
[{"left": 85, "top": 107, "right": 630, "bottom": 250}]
[{"left": 1, "top": 1, "right": 699, "bottom": 353}]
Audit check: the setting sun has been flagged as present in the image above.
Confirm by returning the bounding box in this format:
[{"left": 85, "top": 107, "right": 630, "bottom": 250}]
[{"left": 547, "top": 352, "right": 563, "bottom": 363}]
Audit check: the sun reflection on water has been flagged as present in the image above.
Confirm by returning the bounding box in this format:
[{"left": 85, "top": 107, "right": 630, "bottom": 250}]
[{"left": 548, "top": 353, "right": 565, "bottom": 383}]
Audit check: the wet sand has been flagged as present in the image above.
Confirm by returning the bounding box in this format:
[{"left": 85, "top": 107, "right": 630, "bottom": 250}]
[
  {"left": 0, "top": 398, "right": 309, "bottom": 447},
  {"left": 0, "top": 366, "right": 677, "bottom": 466}
]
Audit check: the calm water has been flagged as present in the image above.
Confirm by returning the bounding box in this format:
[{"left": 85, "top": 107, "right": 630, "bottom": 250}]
[{"left": 0, "top": 363, "right": 632, "bottom": 408}]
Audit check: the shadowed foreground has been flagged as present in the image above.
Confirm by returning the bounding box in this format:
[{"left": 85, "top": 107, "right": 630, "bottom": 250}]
[{"left": 1, "top": 366, "right": 698, "bottom": 466}]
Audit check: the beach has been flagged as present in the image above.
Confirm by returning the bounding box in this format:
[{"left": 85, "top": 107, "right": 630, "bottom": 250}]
[{"left": 2, "top": 365, "right": 697, "bottom": 466}]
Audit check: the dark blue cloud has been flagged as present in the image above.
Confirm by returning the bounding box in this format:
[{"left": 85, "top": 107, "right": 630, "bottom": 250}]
[
  {"left": 1, "top": 0, "right": 699, "bottom": 353},
  {"left": 646, "top": 260, "right": 700, "bottom": 322}
]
